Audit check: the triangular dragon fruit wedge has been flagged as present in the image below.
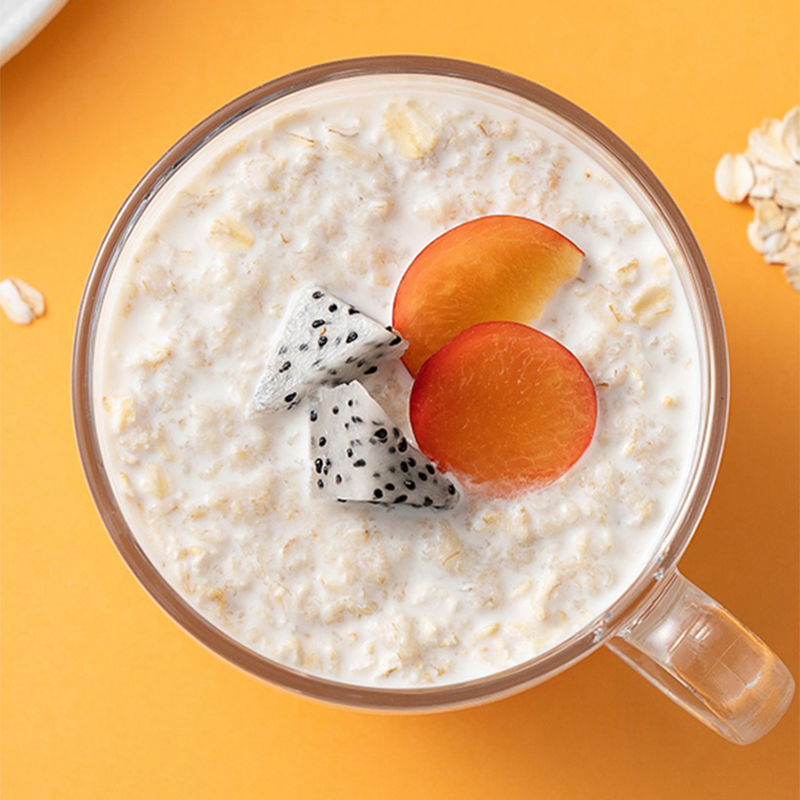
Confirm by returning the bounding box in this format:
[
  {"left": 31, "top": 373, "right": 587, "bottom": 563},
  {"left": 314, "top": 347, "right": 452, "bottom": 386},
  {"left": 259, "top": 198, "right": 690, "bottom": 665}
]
[
  {"left": 253, "top": 285, "right": 409, "bottom": 413},
  {"left": 309, "top": 381, "right": 459, "bottom": 510}
]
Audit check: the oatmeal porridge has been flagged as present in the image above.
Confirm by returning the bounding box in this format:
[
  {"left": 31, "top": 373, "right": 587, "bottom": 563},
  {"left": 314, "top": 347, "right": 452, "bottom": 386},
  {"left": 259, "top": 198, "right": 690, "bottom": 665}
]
[{"left": 93, "top": 75, "right": 702, "bottom": 686}]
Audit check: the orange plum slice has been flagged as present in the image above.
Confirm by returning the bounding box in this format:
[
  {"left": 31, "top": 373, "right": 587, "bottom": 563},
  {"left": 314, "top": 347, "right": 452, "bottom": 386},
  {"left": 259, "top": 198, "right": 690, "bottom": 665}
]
[
  {"left": 410, "top": 321, "right": 596, "bottom": 497},
  {"left": 393, "top": 215, "right": 584, "bottom": 376}
]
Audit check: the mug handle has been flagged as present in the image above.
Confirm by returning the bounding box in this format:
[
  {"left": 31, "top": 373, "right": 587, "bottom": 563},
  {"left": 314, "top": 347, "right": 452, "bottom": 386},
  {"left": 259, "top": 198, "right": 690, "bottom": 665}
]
[{"left": 606, "top": 570, "right": 795, "bottom": 744}]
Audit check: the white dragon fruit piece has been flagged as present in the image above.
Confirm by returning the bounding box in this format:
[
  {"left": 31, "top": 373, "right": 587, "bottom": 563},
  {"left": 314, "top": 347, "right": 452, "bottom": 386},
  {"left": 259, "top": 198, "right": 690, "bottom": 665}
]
[
  {"left": 309, "top": 381, "right": 460, "bottom": 510},
  {"left": 252, "top": 285, "right": 408, "bottom": 413}
]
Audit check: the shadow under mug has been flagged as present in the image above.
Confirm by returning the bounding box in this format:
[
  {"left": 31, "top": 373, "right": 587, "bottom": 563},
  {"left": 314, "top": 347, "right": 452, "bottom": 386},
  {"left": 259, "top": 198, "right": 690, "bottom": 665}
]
[{"left": 72, "top": 56, "right": 795, "bottom": 745}]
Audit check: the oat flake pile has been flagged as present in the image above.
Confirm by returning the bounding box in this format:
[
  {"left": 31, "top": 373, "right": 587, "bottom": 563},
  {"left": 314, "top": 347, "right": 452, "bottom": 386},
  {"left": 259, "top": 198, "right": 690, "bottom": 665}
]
[{"left": 715, "top": 107, "right": 800, "bottom": 290}]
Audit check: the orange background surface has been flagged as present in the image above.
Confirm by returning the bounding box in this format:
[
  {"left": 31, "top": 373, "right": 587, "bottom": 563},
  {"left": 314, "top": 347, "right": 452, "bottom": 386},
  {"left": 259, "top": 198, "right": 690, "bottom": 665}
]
[{"left": 1, "top": 0, "right": 799, "bottom": 797}]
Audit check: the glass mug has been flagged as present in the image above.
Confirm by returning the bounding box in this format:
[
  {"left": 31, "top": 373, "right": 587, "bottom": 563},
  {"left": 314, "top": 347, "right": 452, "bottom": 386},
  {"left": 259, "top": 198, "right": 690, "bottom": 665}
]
[{"left": 72, "top": 56, "right": 795, "bottom": 744}]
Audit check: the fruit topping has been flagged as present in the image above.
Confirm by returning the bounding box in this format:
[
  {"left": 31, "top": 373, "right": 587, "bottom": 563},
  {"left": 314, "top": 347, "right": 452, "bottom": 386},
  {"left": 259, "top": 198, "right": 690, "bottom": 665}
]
[
  {"left": 410, "top": 321, "right": 596, "bottom": 496},
  {"left": 310, "top": 381, "right": 459, "bottom": 509},
  {"left": 253, "top": 285, "right": 407, "bottom": 413},
  {"left": 393, "top": 216, "right": 584, "bottom": 375}
]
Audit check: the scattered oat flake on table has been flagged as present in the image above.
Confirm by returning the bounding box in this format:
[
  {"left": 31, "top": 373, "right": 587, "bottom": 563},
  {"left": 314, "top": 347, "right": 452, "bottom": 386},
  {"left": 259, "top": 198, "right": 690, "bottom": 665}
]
[
  {"left": 782, "top": 108, "right": 800, "bottom": 162},
  {"left": 784, "top": 263, "right": 800, "bottom": 290},
  {"left": 715, "top": 106, "right": 800, "bottom": 292},
  {"left": 714, "top": 154, "right": 753, "bottom": 202},
  {"left": 0, "top": 277, "right": 46, "bottom": 325},
  {"left": 754, "top": 199, "right": 786, "bottom": 238}
]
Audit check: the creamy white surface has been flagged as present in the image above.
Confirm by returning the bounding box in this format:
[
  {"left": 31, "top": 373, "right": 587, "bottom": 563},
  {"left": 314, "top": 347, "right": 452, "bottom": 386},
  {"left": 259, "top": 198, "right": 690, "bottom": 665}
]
[{"left": 94, "top": 76, "right": 702, "bottom": 686}]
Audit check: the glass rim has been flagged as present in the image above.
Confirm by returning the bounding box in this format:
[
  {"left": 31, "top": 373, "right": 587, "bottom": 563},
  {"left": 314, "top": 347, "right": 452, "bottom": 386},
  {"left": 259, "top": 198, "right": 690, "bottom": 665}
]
[{"left": 72, "top": 55, "right": 729, "bottom": 710}]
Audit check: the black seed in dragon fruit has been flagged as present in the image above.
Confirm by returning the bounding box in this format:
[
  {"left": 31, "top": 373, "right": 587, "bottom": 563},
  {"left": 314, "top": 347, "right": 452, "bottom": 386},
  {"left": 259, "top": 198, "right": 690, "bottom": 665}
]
[
  {"left": 252, "top": 285, "right": 408, "bottom": 413},
  {"left": 309, "top": 381, "right": 459, "bottom": 510}
]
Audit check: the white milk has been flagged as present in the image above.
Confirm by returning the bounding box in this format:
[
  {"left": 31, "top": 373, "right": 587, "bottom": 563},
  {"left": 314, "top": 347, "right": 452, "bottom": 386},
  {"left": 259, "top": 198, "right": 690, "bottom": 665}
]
[{"left": 93, "top": 75, "right": 702, "bottom": 686}]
